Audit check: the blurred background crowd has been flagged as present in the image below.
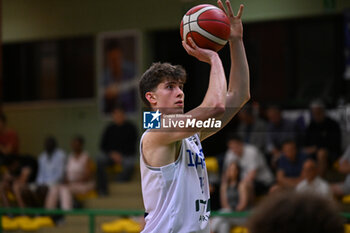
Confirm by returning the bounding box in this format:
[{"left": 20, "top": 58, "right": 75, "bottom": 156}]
[{"left": 1, "top": 98, "right": 350, "bottom": 229}]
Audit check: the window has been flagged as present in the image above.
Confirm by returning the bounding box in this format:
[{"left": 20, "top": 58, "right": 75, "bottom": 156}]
[{"left": 3, "top": 36, "right": 95, "bottom": 102}]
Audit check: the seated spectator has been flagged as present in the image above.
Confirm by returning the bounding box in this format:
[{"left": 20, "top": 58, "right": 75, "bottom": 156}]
[
  {"left": 97, "top": 105, "right": 138, "bottom": 196},
  {"left": 331, "top": 144, "right": 350, "bottom": 198},
  {"left": 237, "top": 104, "right": 267, "bottom": 152},
  {"left": 0, "top": 113, "right": 19, "bottom": 163},
  {"left": 211, "top": 162, "right": 246, "bottom": 233},
  {"left": 265, "top": 105, "right": 296, "bottom": 168},
  {"left": 224, "top": 134, "right": 274, "bottom": 208},
  {"left": 270, "top": 140, "right": 308, "bottom": 193},
  {"left": 248, "top": 191, "right": 344, "bottom": 233},
  {"left": 0, "top": 155, "right": 37, "bottom": 208},
  {"left": 35, "top": 136, "right": 66, "bottom": 207},
  {"left": 46, "top": 136, "right": 94, "bottom": 210},
  {"left": 36, "top": 136, "right": 66, "bottom": 186},
  {"left": 296, "top": 159, "right": 332, "bottom": 198},
  {"left": 303, "top": 100, "right": 341, "bottom": 177}
]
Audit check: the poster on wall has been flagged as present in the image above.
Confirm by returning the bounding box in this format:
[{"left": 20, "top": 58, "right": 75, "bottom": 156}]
[{"left": 97, "top": 30, "right": 141, "bottom": 115}]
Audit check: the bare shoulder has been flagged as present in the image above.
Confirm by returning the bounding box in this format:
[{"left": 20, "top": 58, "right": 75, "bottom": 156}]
[{"left": 142, "top": 131, "right": 181, "bottom": 168}]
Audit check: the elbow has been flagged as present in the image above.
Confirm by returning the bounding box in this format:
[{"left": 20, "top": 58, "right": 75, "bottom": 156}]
[
  {"left": 246, "top": 92, "right": 251, "bottom": 102},
  {"left": 212, "top": 103, "right": 226, "bottom": 117},
  {"left": 201, "top": 98, "right": 226, "bottom": 117},
  {"left": 242, "top": 92, "right": 251, "bottom": 105}
]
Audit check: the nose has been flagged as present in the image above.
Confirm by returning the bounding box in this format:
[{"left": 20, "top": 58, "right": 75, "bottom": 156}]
[{"left": 176, "top": 86, "right": 184, "bottom": 98}]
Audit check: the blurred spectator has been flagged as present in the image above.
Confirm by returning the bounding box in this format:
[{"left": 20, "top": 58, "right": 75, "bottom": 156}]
[
  {"left": 248, "top": 192, "right": 344, "bottom": 233},
  {"left": 36, "top": 136, "right": 66, "bottom": 186},
  {"left": 296, "top": 159, "right": 332, "bottom": 198},
  {"left": 211, "top": 162, "right": 246, "bottom": 233},
  {"left": 265, "top": 105, "right": 296, "bottom": 167},
  {"left": 46, "top": 136, "right": 94, "bottom": 210},
  {"left": 97, "top": 105, "right": 138, "bottom": 195},
  {"left": 237, "top": 104, "right": 267, "bottom": 152},
  {"left": 0, "top": 113, "right": 19, "bottom": 162},
  {"left": 0, "top": 155, "right": 37, "bottom": 208},
  {"left": 32, "top": 136, "right": 66, "bottom": 208},
  {"left": 303, "top": 100, "right": 341, "bottom": 177},
  {"left": 224, "top": 135, "right": 274, "bottom": 207},
  {"left": 102, "top": 41, "right": 137, "bottom": 113},
  {"left": 331, "top": 144, "right": 350, "bottom": 198},
  {"left": 270, "top": 140, "right": 308, "bottom": 193}
]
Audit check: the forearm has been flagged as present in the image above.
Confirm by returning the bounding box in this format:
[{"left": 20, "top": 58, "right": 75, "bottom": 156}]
[
  {"left": 202, "top": 39, "right": 249, "bottom": 136},
  {"left": 279, "top": 176, "right": 301, "bottom": 188},
  {"left": 220, "top": 184, "right": 230, "bottom": 209},
  {"left": 227, "top": 38, "right": 250, "bottom": 105},
  {"left": 200, "top": 54, "right": 227, "bottom": 110}
]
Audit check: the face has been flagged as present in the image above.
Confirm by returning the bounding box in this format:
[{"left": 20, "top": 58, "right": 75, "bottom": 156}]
[
  {"left": 311, "top": 106, "right": 325, "bottom": 123},
  {"left": 282, "top": 142, "right": 297, "bottom": 161},
  {"left": 44, "top": 138, "right": 56, "bottom": 154},
  {"left": 228, "top": 140, "right": 243, "bottom": 156},
  {"left": 302, "top": 160, "right": 317, "bottom": 181},
  {"left": 71, "top": 139, "right": 83, "bottom": 154},
  {"left": 147, "top": 80, "right": 184, "bottom": 114},
  {"left": 112, "top": 109, "right": 126, "bottom": 125},
  {"left": 266, "top": 107, "right": 281, "bottom": 125},
  {"left": 107, "top": 48, "right": 123, "bottom": 78}
]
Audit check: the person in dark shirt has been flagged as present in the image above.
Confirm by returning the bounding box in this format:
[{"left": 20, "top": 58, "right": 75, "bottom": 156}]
[
  {"left": 303, "top": 100, "right": 341, "bottom": 177},
  {"left": 96, "top": 105, "right": 138, "bottom": 195},
  {"left": 269, "top": 140, "right": 309, "bottom": 193},
  {"left": 265, "top": 105, "right": 296, "bottom": 169}
]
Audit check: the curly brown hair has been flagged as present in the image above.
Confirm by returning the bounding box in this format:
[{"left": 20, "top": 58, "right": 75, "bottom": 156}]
[{"left": 139, "top": 62, "right": 186, "bottom": 108}]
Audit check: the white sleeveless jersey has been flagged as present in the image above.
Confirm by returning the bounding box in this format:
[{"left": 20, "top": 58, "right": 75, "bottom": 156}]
[{"left": 140, "top": 131, "right": 210, "bottom": 233}]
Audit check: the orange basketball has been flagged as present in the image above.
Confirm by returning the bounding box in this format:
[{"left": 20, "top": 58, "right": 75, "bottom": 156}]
[{"left": 180, "top": 4, "right": 230, "bottom": 52}]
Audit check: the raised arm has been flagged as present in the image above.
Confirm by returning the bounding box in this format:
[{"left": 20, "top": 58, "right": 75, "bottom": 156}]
[
  {"left": 148, "top": 38, "right": 227, "bottom": 145},
  {"left": 201, "top": 0, "right": 250, "bottom": 141}
]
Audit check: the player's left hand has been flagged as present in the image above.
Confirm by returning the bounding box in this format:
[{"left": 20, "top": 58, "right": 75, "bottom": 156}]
[{"left": 217, "top": 0, "right": 244, "bottom": 41}]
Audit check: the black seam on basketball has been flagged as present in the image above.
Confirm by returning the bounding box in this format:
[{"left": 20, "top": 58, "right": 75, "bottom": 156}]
[
  {"left": 189, "top": 23, "right": 197, "bottom": 45},
  {"left": 194, "top": 8, "right": 227, "bottom": 45},
  {"left": 183, "top": 19, "right": 230, "bottom": 27}
]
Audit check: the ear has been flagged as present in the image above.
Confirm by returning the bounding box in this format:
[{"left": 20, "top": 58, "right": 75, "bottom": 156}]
[{"left": 145, "top": 92, "right": 157, "bottom": 105}]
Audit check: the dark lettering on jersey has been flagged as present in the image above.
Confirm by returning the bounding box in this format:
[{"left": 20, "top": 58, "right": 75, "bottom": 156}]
[
  {"left": 199, "top": 215, "right": 209, "bottom": 222},
  {"left": 195, "top": 198, "right": 211, "bottom": 212},
  {"left": 191, "top": 135, "right": 200, "bottom": 146},
  {"left": 186, "top": 149, "right": 206, "bottom": 169},
  {"left": 195, "top": 153, "right": 204, "bottom": 169},
  {"left": 199, "top": 176, "right": 204, "bottom": 193}
]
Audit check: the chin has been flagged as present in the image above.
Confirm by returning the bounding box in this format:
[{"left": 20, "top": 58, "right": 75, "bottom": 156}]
[
  {"left": 174, "top": 108, "right": 184, "bottom": 114},
  {"left": 164, "top": 109, "right": 183, "bottom": 115}
]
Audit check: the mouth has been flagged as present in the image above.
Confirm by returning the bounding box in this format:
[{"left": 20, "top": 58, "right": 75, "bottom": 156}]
[{"left": 175, "top": 100, "right": 183, "bottom": 107}]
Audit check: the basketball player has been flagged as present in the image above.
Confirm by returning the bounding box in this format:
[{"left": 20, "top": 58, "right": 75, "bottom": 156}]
[{"left": 138, "top": 0, "right": 249, "bottom": 232}]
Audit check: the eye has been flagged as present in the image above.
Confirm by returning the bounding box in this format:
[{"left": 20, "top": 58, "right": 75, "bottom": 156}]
[{"left": 166, "top": 84, "right": 174, "bottom": 89}]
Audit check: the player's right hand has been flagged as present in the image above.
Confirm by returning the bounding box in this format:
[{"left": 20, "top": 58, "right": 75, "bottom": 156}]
[{"left": 182, "top": 37, "right": 218, "bottom": 64}]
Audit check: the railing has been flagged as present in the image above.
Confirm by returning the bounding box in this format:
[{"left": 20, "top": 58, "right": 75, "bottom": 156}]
[{"left": 1, "top": 208, "right": 349, "bottom": 233}]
